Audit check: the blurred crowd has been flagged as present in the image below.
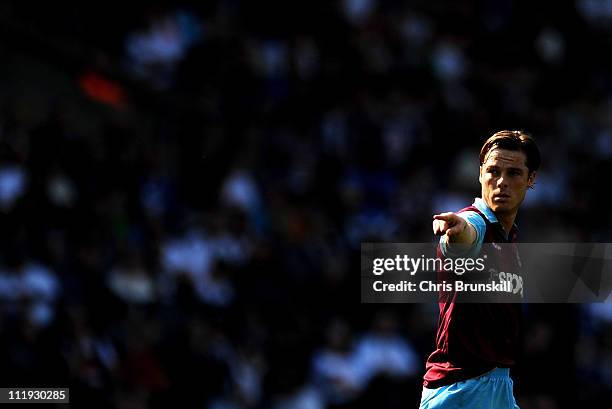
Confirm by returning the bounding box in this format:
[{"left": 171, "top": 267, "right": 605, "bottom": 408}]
[{"left": 0, "top": 1, "right": 611, "bottom": 408}]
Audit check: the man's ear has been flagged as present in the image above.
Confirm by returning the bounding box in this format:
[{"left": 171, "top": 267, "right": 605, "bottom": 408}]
[
  {"left": 527, "top": 171, "right": 537, "bottom": 189},
  {"left": 478, "top": 166, "right": 482, "bottom": 185}
]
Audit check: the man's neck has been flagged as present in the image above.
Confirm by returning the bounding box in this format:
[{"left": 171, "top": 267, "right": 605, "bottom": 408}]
[{"left": 494, "top": 211, "right": 516, "bottom": 236}]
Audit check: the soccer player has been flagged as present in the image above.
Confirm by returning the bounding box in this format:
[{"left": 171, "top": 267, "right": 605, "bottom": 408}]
[{"left": 419, "top": 130, "right": 540, "bottom": 409}]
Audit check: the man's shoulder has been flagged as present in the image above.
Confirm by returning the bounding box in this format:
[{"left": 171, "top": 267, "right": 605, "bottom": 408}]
[{"left": 457, "top": 205, "right": 482, "bottom": 215}]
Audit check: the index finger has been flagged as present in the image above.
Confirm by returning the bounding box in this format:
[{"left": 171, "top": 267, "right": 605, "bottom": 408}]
[{"left": 433, "top": 212, "right": 456, "bottom": 221}]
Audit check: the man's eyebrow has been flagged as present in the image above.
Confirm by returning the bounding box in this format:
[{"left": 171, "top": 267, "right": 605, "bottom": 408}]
[{"left": 485, "top": 164, "right": 525, "bottom": 172}]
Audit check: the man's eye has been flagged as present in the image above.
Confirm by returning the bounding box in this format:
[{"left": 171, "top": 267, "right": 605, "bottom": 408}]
[{"left": 489, "top": 169, "right": 499, "bottom": 175}]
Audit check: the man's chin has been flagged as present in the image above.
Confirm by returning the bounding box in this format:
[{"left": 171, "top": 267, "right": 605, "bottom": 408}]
[{"left": 490, "top": 202, "right": 514, "bottom": 213}]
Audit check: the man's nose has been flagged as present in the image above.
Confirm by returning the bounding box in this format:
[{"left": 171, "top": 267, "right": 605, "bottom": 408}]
[{"left": 497, "top": 175, "right": 508, "bottom": 187}]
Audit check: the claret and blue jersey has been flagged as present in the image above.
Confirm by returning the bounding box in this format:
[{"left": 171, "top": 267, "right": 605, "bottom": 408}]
[{"left": 423, "top": 198, "right": 522, "bottom": 390}]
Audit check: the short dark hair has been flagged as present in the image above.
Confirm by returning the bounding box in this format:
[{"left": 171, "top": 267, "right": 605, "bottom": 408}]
[{"left": 479, "top": 130, "right": 541, "bottom": 174}]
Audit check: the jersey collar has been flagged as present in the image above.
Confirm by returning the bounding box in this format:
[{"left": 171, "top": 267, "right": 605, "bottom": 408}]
[{"left": 473, "top": 197, "right": 519, "bottom": 238}]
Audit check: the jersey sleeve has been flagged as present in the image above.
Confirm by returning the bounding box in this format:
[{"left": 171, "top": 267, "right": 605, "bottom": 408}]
[{"left": 439, "top": 211, "right": 486, "bottom": 258}]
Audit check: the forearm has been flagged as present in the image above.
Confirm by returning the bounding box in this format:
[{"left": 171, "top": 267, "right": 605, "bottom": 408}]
[{"left": 444, "top": 222, "right": 477, "bottom": 246}]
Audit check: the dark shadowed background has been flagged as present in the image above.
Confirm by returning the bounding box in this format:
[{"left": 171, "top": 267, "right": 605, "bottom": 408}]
[{"left": 0, "top": 1, "right": 610, "bottom": 408}]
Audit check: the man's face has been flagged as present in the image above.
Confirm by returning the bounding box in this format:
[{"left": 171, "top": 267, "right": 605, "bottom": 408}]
[{"left": 479, "top": 148, "right": 536, "bottom": 215}]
